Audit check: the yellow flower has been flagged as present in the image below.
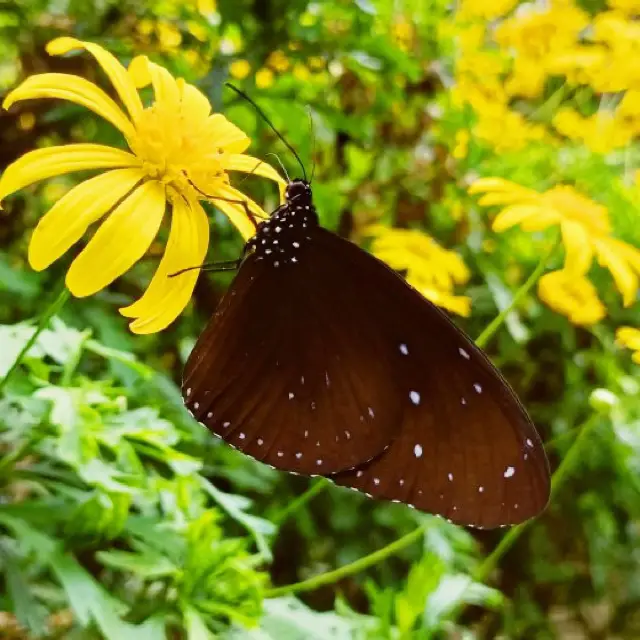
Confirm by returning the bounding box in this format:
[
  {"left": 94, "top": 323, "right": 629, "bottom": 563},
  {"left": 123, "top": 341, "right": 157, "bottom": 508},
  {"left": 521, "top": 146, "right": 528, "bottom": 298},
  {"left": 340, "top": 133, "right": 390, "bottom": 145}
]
[
  {"left": 616, "top": 327, "right": 640, "bottom": 363},
  {"left": 538, "top": 270, "right": 606, "bottom": 325},
  {"left": 0, "top": 38, "right": 285, "bottom": 334},
  {"left": 367, "top": 226, "right": 471, "bottom": 317},
  {"left": 458, "top": 0, "right": 519, "bottom": 20},
  {"left": 470, "top": 178, "right": 640, "bottom": 306},
  {"left": 229, "top": 59, "right": 251, "bottom": 80},
  {"left": 255, "top": 68, "right": 275, "bottom": 89}
]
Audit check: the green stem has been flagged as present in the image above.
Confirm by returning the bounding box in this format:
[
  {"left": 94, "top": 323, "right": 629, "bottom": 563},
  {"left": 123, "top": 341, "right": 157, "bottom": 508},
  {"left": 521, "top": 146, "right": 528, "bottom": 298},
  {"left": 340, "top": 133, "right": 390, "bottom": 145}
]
[
  {"left": 0, "top": 285, "right": 70, "bottom": 394},
  {"left": 265, "top": 525, "right": 425, "bottom": 598},
  {"left": 273, "top": 479, "right": 329, "bottom": 526},
  {"left": 476, "top": 239, "right": 559, "bottom": 349},
  {"left": 265, "top": 242, "right": 559, "bottom": 598}
]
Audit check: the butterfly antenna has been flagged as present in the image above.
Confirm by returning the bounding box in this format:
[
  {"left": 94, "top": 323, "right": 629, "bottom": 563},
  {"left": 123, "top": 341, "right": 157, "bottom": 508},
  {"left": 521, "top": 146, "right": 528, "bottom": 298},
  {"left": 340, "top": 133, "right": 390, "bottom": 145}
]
[
  {"left": 226, "top": 82, "right": 307, "bottom": 182},
  {"left": 266, "top": 152, "right": 290, "bottom": 183},
  {"left": 307, "top": 106, "right": 316, "bottom": 185}
]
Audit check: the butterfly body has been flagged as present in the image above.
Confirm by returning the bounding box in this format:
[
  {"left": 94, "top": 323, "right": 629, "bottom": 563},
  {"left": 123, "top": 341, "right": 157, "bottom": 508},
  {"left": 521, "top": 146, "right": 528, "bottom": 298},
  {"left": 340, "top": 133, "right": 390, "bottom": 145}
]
[{"left": 183, "top": 179, "right": 550, "bottom": 528}]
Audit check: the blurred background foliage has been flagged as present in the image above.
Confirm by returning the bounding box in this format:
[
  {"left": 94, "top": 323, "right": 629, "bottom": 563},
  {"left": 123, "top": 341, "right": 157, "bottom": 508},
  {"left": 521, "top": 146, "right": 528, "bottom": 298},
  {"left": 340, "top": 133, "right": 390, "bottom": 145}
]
[{"left": 0, "top": 0, "right": 640, "bottom": 637}]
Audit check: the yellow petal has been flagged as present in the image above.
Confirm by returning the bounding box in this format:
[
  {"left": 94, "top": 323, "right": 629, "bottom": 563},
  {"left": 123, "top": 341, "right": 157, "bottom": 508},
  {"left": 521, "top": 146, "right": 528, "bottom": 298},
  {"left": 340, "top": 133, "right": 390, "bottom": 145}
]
[
  {"left": 29, "top": 168, "right": 145, "bottom": 270},
  {"left": 128, "top": 55, "right": 152, "bottom": 89},
  {"left": 208, "top": 183, "right": 268, "bottom": 240},
  {"left": 181, "top": 82, "right": 212, "bottom": 123},
  {"left": 561, "top": 220, "right": 593, "bottom": 274},
  {"left": 594, "top": 238, "right": 638, "bottom": 306},
  {"left": 225, "top": 153, "right": 287, "bottom": 197},
  {"left": 121, "top": 197, "right": 209, "bottom": 333},
  {"left": 66, "top": 181, "right": 166, "bottom": 297},
  {"left": 148, "top": 61, "right": 180, "bottom": 110},
  {"left": 0, "top": 144, "right": 138, "bottom": 203},
  {"left": 616, "top": 327, "right": 640, "bottom": 351},
  {"left": 4, "top": 74, "right": 134, "bottom": 137},
  {"left": 47, "top": 37, "right": 143, "bottom": 123},
  {"left": 492, "top": 205, "right": 545, "bottom": 232},
  {"left": 208, "top": 114, "right": 251, "bottom": 154}
]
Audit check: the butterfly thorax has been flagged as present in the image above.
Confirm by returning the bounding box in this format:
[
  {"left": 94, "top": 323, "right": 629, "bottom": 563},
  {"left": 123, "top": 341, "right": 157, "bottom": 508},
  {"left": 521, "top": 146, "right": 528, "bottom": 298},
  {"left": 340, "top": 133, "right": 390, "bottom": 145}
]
[{"left": 247, "top": 179, "right": 318, "bottom": 268}]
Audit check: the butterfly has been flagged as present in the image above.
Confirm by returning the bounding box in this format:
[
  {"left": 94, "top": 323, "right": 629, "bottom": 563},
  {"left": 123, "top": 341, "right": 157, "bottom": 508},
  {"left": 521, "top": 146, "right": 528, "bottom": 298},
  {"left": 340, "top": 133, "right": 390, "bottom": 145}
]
[{"left": 181, "top": 88, "right": 550, "bottom": 529}]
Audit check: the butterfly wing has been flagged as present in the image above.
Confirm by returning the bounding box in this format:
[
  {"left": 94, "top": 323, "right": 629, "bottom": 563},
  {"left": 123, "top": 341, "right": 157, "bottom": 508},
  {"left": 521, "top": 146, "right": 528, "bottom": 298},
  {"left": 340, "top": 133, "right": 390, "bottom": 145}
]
[
  {"left": 309, "top": 230, "right": 550, "bottom": 528},
  {"left": 183, "top": 248, "right": 404, "bottom": 475}
]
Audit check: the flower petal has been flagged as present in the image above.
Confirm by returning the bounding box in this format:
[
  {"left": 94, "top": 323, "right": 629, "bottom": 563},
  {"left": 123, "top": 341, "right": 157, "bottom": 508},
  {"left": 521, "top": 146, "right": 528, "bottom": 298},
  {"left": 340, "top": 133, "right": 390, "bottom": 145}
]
[
  {"left": 148, "top": 61, "right": 181, "bottom": 110},
  {"left": 29, "top": 168, "right": 145, "bottom": 270},
  {"left": 492, "top": 205, "right": 546, "bottom": 232},
  {"left": 47, "top": 37, "right": 143, "bottom": 123},
  {"left": 66, "top": 180, "right": 166, "bottom": 297},
  {"left": 121, "top": 197, "right": 209, "bottom": 334},
  {"left": 208, "top": 183, "right": 268, "bottom": 240},
  {"left": 4, "top": 74, "right": 134, "bottom": 137},
  {"left": 208, "top": 114, "right": 251, "bottom": 154},
  {"left": 181, "top": 82, "right": 212, "bottom": 123},
  {"left": 561, "top": 219, "right": 593, "bottom": 274},
  {"left": 225, "top": 153, "right": 287, "bottom": 197},
  {"left": 0, "top": 144, "right": 139, "bottom": 203},
  {"left": 594, "top": 237, "right": 638, "bottom": 306},
  {"left": 616, "top": 327, "right": 640, "bottom": 351}
]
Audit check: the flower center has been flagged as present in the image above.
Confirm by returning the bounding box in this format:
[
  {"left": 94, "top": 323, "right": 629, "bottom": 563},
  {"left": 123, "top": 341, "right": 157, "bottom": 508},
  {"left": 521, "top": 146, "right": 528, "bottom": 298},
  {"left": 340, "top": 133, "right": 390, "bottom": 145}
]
[{"left": 129, "top": 100, "right": 226, "bottom": 198}]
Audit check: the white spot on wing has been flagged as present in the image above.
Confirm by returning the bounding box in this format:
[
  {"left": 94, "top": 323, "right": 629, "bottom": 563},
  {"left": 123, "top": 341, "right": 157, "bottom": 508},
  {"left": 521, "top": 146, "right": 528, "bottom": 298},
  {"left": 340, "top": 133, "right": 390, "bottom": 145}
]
[
  {"left": 316, "top": 459, "right": 323, "bottom": 466},
  {"left": 356, "top": 470, "right": 363, "bottom": 478},
  {"left": 289, "top": 392, "right": 295, "bottom": 399},
  {"left": 206, "top": 412, "right": 213, "bottom": 419},
  {"left": 399, "top": 343, "right": 409, "bottom": 355},
  {"left": 373, "top": 478, "right": 380, "bottom": 485},
  {"left": 410, "top": 390, "right": 421, "bottom": 405},
  {"left": 526, "top": 438, "right": 534, "bottom": 448},
  {"left": 459, "top": 347, "right": 470, "bottom": 360},
  {"left": 414, "top": 444, "right": 423, "bottom": 458},
  {"left": 478, "top": 486, "right": 484, "bottom": 493},
  {"left": 223, "top": 421, "right": 230, "bottom": 428},
  {"left": 296, "top": 452, "right": 302, "bottom": 459},
  {"left": 368, "top": 407, "right": 375, "bottom": 418},
  {"left": 277, "top": 451, "right": 284, "bottom": 457},
  {"left": 448, "top": 473, "right": 454, "bottom": 481},
  {"left": 186, "top": 387, "right": 192, "bottom": 396},
  {"left": 504, "top": 466, "right": 515, "bottom": 478},
  {"left": 194, "top": 402, "right": 200, "bottom": 410},
  {"left": 344, "top": 430, "right": 351, "bottom": 440},
  {"left": 399, "top": 479, "right": 405, "bottom": 486},
  {"left": 239, "top": 432, "right": 245, "bottom": 439},
  {"left": 474, "top": 383, "right": 482, "bottom": 394},
  {"left": 461, "top": 397, "right": 467, "bottom": 405},
  {"left": 325, "top": 371, "right": 330, "bottom": 387},
  {"left": 257, "top": 438, "right": 264, "bottom": 446}
]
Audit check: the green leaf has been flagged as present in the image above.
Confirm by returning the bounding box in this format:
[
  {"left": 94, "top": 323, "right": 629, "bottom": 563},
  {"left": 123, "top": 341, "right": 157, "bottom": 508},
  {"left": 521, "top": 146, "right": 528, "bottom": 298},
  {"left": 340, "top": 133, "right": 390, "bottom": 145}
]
[
  {"left": 97, "top": 549, "right": 177, "bottom": 579},
  {"left": 184, "top": 607, "right": 216, "bottom": 640}
]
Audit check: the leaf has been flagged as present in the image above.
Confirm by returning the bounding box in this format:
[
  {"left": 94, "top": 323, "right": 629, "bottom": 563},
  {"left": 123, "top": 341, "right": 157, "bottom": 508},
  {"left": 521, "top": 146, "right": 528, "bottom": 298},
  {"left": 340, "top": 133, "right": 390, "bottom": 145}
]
[
  {"left": 0, "top": 540, "right": 48, "bottom": 636},
  {"left": 201, "top": 479, "right": 275, "bottom": 561},
  {"left": 184, "top": 607, "right": 216, "bottom": 640},
  {"left": 97, "top": 549, "right": 177, "bottom": 579},
  {"left": 354, "top": 0, "right": 376, "bottom": 14},
  {"left": 50, "top": 550, "right": 166, "bottom": 640}
]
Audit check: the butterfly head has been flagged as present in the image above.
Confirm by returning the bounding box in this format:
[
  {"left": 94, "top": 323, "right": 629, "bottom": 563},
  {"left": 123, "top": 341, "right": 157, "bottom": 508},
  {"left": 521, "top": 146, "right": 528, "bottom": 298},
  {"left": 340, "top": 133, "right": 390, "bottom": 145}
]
[{"left": 285, "top": 179, "right": 312, "bottom": 207}]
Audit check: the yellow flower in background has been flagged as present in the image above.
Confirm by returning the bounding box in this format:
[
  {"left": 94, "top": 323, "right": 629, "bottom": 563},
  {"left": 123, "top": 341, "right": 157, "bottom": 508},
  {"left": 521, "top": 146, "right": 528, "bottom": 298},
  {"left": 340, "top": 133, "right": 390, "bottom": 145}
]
[
  {"left": 0, "top": 38, "right": 285, "bottom": 334},
  {"left": 458, "top": 0, "right": 518, "bottom": 20},
  {"left": 538, "top": 270, "right": 606, "bottom": 325},
  {"left": 229, "top": 59, "right": 251, "bottom": 80},
  {"left": 608, "top": 0, "right": 640, "bottom": 14},
  {"left": 255, "top": 68, "right": 275, "bottom": 89},
  {"left": 367, "top": 226, "right": 471, "bottom": 317},
  {"left": 470, "top": 178, "right": 640, "bottom": 306},
  {"left": 616, "top": 327, "right": 640, "bottom": 363},
  {"left": 552, "top": 107, "right": 633, "bottom": 153}
]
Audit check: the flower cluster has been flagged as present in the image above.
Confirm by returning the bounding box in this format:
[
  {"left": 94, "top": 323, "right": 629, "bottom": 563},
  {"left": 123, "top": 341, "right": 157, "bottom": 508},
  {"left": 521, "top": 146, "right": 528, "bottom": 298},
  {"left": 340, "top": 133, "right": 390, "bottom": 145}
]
[
  {"left": 367, "top": 226, "right": 471, "bottom": 317},
  {"left": 448, "top": 0, "right": 640, "bottom": 154},
  {"left": 470, "top": 178, "right": 640, "bottom": 324}
]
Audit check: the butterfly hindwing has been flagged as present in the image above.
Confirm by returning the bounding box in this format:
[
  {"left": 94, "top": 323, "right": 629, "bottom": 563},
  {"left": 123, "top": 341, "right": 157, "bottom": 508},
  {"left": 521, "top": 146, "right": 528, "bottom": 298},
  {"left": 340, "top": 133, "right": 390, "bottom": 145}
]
[{"left": 317, "top": 231, "right": 550, "bottom": 526}]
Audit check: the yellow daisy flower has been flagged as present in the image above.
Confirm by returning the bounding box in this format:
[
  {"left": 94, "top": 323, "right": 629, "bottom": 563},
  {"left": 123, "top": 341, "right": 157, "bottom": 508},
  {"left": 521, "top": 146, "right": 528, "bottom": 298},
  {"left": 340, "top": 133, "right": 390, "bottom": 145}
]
[
  {"left": 538, "top": 270, "right": 606, "bottom": 325},
  {"left": 469, "top": 178, "right": 640, "bottom": 306},
  {"left": 0, "top": 38, "right": 284, "bottom": 334},
  {"left": 616, "top": 327, "right": 640, "bottom": 364},
  {"left": 367, "top": 226, "right": 471, "bottom": 317}
]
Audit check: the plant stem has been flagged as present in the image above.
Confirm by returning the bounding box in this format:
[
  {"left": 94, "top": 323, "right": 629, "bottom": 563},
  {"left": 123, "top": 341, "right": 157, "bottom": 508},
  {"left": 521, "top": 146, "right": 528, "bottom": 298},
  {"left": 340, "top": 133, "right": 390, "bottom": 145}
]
[
  {"left": 0, "top": 285, "right": 70, "bottom": 394},
  {"left": 265, "top": 242, "right": 559, "bottom": 598},
  {"left": 273, "top": 479, "right": 329, "bottom": 526},
  {"left": 265, "top": 525, "right": 425, "bottom": 598},
  {"left": 476, "top": 239, "right": 559, "bottom": 349}
]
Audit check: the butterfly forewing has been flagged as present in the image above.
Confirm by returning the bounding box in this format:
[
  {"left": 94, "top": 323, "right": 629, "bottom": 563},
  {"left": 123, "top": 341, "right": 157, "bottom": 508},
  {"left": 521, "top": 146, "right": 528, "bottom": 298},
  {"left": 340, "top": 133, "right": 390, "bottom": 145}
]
[{"left": 183, "top": 249, "right": 404, "bottom": 475}]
